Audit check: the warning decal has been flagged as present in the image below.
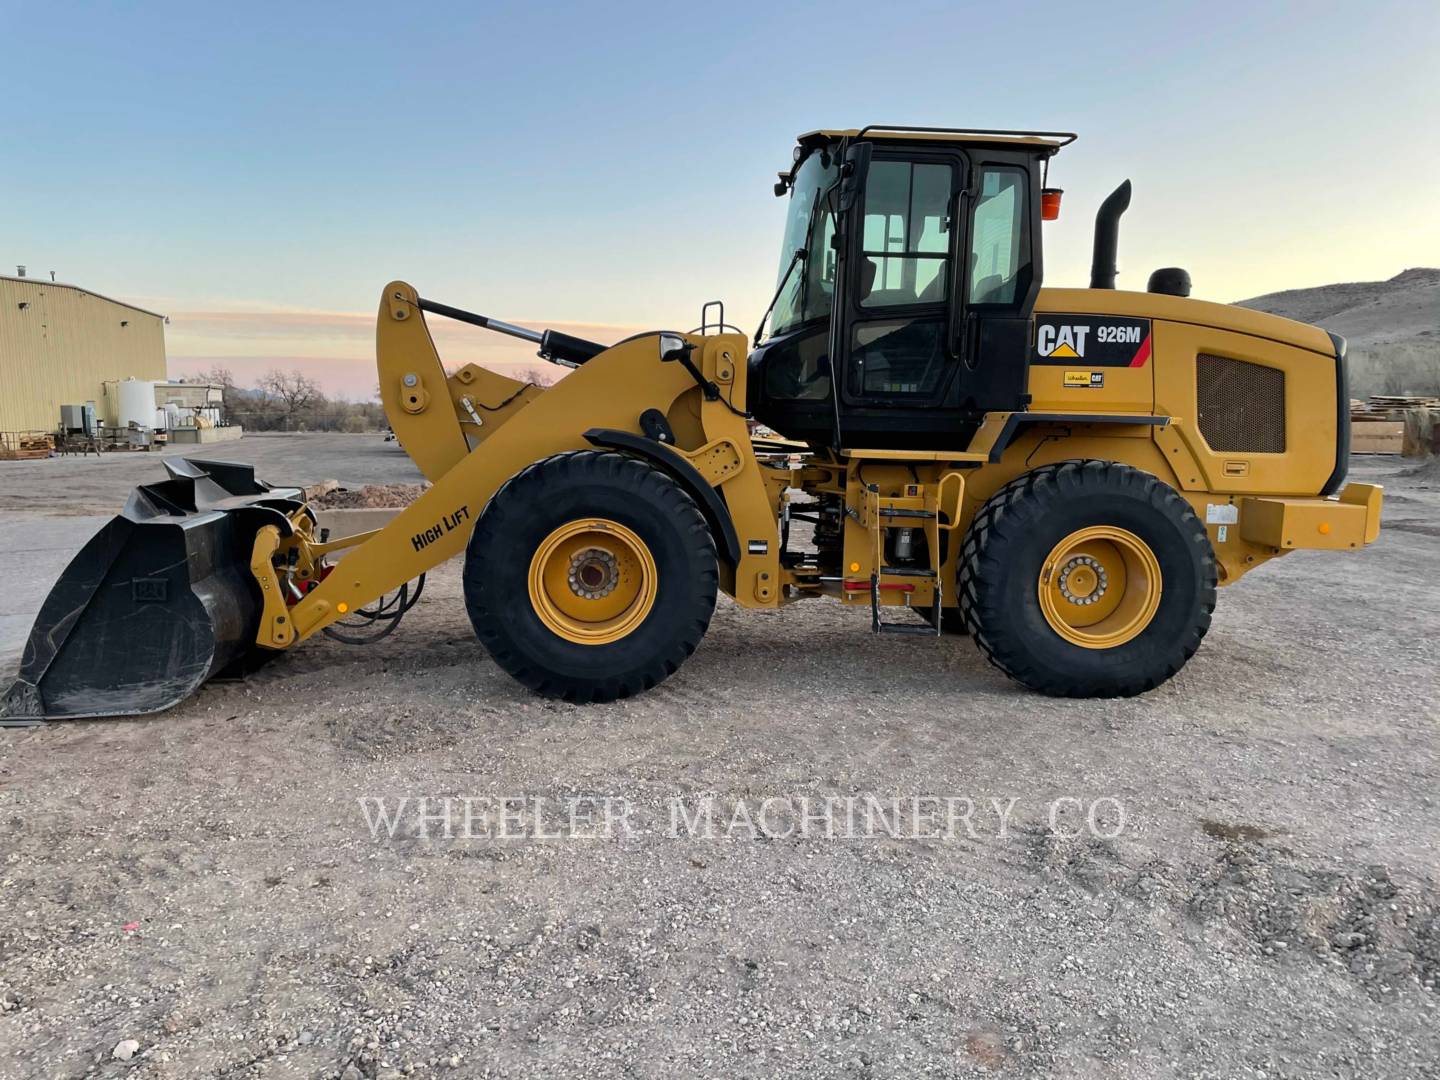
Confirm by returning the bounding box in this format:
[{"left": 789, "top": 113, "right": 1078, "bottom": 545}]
[{"left": 1033, "top": 315, "right": 1152, "bottom": 368}]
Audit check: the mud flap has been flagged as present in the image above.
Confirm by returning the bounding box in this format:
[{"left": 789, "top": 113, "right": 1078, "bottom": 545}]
[{"left": 1, "top": 458, "right": 304, "bottom": 722}]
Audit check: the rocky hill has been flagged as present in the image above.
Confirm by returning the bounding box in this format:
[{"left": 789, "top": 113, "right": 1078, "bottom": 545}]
[{"left": 1236, "top": 269, "right": 1440, "bottom": 395}]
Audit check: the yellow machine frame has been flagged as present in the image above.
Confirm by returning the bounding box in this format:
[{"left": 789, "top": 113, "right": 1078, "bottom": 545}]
[{"left": 255, "top": 279, "right": 1381, "bottom": 653}]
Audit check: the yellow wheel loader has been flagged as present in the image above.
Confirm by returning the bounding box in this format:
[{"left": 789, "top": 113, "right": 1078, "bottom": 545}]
[{"left": 1, "top": 125, "right": 1384, "bottom": 722}]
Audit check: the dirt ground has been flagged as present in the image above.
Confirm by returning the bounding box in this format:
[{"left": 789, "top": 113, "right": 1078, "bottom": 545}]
[
  {"left": 0, "top": 433, "right": 424, "bottom": 516},
  {"left": 1, "top": 434, "right": 1438, "bottom": 1079}
]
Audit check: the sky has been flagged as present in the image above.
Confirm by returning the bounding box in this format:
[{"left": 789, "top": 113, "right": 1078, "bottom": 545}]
[{"left": 4, "top": 0, "right": 1438, "bottom": 399}]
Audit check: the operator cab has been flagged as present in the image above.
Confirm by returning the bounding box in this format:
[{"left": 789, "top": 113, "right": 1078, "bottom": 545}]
[{"left": 747, "top": 126, "right": 1073, "bottom": 448}]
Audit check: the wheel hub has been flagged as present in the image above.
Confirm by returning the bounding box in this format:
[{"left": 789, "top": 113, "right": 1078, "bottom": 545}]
[
  {"left": 1057, "top": 556, "right": 1108, "bottom": 605},
  {"left": 527, "top": 519, "right": 658, "bottom": 645},
  {"left": 568, "top": 547, "right": 619, "bottom": 599}
]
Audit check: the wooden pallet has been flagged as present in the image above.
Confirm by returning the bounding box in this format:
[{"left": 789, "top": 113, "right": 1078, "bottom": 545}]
[
  {"left": 1369, "top": 395, "right": 1440, "bottom": 408},
  {"left": 0, "top": 431, "right": 55, "bottom": 460},
  {"left": 1353, "top": 395, "right": 1440, "bottom": 422},
  {"left": 1352, "top": 420, "right": 1405, "bottom": 454}
]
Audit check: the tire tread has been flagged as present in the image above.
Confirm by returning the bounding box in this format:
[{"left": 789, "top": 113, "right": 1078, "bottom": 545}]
[
  {"left": 464, "top": 450, "right": 717, "bottom": 703},
  {"left": 958, "top": 460, "right": 1217, "bottom": 697}
]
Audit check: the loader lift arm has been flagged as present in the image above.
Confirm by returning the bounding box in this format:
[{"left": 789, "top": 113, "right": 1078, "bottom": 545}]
[{"left": 281, "top": 282, "right": 781, "bottom": 646}]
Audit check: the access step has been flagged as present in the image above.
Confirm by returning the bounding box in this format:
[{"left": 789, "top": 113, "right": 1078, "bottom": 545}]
[
  {"left": 869, "top": 571, "right": 942, "bottom": 637},
  {"left": 877, "top": 507, "right": 936, "bottom": 519},
  {"left": 877, "top": 621, "right": 939, "bottom": 637}
]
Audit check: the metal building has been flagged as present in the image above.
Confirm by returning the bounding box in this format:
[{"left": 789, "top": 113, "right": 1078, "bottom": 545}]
[{"left": 0, "top": 272, "right": 167, "bottom": 434}]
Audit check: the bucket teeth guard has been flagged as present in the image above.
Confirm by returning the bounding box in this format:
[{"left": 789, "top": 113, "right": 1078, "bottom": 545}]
[{"left": 2, "top": 459, "right": 304, "bottom": 722}]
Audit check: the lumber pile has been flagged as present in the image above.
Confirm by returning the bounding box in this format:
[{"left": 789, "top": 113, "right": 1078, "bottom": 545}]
[
  {"left": 1352, "top": 421, "right": 1404, "bottom": 454},
  {"left": 1351, "top": 394, "right": 1440, "bottom": 422},
  {"left": 1350, "top": 396, "right": 1439, "bottom": 456},
  {"left": 0, "top": 431, "right": 56, "bottom": 461}
]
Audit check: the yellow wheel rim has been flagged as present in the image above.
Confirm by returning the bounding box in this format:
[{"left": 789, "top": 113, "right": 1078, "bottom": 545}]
[
  {"left": 1037, "top": 526, "right": 1162, "bottom": 649},
  {"left": 527, "top": 519, "right": 657, "bottom": 645}
]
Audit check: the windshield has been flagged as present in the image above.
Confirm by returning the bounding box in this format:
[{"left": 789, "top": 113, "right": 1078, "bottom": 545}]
[{"left": 767, "top": 149, "right": 838, "bottom": 340}]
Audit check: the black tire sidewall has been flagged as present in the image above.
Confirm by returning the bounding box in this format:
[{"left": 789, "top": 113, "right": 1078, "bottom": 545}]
[
  {"left": 464, "top": 454, "right": 717, "bottom": 694},
  {"left": 967, "top": 464, "right": 1214, "bottom": 695}
]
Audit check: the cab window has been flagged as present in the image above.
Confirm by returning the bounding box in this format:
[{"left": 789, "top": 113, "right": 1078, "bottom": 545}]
[
  {"left": 968, "top": 167, "right": 1028, "bottom": 305},
  {"left": 859, "top": 161, "right": 953, "bottom": 308}
]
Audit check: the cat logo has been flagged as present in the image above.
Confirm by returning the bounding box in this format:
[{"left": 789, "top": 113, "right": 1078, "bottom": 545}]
[
  {"left": 1037, "top": 323, "right": 1089, "bottom": 359},
  {"left": 1034, "top": 316, "right": 1152, "bottom": 367},
  {"left": 1064, "top": 370, "right": 1105, "bottom": 389}
]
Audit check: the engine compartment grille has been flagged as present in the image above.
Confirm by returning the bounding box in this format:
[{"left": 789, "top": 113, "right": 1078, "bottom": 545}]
[{"left": 1196, "top": 354, "right": 1286, "bottom": 453}]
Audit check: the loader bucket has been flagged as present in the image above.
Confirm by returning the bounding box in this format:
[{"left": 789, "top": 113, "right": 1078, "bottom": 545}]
[{"left": 1, "top": 458, "right": 305, "bottom": 722}]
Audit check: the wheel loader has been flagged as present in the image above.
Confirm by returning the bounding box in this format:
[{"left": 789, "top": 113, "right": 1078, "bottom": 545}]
[{"left": 1, "top": 125, "right": 1384, "bottom": 722}]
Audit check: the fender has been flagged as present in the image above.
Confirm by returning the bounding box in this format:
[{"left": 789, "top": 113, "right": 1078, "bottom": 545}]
[
  {"left": 987, "top": 412, "right": 1170, "bottom": 463},
  {"left": 582, "top": 428, "right": 742, "bottom": 565}
]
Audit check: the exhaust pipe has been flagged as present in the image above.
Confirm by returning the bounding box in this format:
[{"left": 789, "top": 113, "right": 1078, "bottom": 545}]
[{"left": 1089, "top": 180, "right": 1132, "bottom": 290}]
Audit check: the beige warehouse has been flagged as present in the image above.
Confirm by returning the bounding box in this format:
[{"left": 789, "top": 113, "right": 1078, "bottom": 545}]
[{"left": 0, "top": 274, "right": 167, "bottom": 433}]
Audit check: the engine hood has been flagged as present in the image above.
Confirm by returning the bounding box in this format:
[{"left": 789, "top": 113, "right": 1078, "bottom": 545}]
[{"left": 1036, "top": 288, "right": 1336, "bottom": 356}]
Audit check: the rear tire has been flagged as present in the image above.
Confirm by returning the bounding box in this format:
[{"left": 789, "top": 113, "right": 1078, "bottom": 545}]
[
  {"left": 958, "top": 461, "right": 1216, "bottom": 697},
  {"left": 464, "top": 451, "right": 717, "bottom": 702}
]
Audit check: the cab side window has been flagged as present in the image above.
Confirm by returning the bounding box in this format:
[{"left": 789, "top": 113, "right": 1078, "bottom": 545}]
[
  {"left": 859, "top": 161, "right": 953, "bottom": 308},
  {"left": 968, "top": 168, "right": 1028, "bottom": 305}
]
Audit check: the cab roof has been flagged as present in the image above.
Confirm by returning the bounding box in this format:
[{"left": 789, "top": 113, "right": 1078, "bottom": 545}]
[{"left": 799, "top": 126, "right": 1076, "bottom": 154}]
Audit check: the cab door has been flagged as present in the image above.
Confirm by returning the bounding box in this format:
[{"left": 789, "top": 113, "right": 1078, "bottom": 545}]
[
  {"left": 954, "top": 159, "right": 1041, "bottom": 413},
  {"left": 839, "top": 151, "right": 966, "bottom": 408}
]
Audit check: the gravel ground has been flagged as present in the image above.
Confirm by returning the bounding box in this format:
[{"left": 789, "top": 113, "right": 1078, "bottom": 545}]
[
  {"left": 0, "top": 433, "right": 422, "bottom": 516},
  {"left": 310, "top": 485, "right": 429, "bottom": 510},
  {"left": 0, "top": 443, "right": 1437, "bottom": 1078}
]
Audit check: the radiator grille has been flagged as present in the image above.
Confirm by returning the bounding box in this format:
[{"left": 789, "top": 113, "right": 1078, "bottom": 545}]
[{"left": 1196, "top": 355, "right": 1286, "bottom": 453}]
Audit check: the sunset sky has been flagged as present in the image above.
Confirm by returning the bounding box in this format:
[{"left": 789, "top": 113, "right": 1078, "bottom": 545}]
[{"left": 5, "top": 0, "right": 1438, "bottom": 399}]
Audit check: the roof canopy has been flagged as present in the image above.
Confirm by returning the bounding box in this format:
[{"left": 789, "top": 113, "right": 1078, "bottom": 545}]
[{"left": 798, "top": 125, "right": 1076, "bottom": 154}]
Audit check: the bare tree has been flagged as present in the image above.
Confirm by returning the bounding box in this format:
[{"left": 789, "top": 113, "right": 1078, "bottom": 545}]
[
  {"left": 174, "top": 367, "right": 387, "bottom": 433},
  {"left": 258, "top": 369, "right": 323, "bottom": 430},
  {"left": 190, "top": 365, "right": 236, "bottom": 389},
  {"left": 516, "top": 365, "right": 561, "bottom": 387}
]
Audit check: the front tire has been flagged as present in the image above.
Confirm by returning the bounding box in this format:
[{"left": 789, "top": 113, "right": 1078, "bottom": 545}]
[
  {"left": 464, "top": 451, "right": 718, "bottom": 702},
  {"left": 958, "top": 461, "right": 1216, "bottom": 697}
]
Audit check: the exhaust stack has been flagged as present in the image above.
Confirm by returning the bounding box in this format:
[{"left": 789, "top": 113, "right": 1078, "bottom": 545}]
[{"left": 1089, "top": 180, "right": 1132, "bottom": 290}]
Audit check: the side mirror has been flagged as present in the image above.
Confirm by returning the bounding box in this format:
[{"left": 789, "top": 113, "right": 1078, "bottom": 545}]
[{"left": 835, "top": 141, "right": 872, "bottom": 214}]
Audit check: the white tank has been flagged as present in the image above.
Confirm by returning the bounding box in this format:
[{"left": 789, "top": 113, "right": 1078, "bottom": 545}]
[{"left": 116, "top": 378, "right": 156, "bottom": 431}]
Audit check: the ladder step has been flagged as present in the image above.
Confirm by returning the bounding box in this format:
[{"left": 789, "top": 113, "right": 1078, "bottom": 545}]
[
  {"left": 879, "top": 566, "right": 936, "bottom": 578},
  {"left": 877, "top": 622, "right": 939, "bottom": 637}
]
